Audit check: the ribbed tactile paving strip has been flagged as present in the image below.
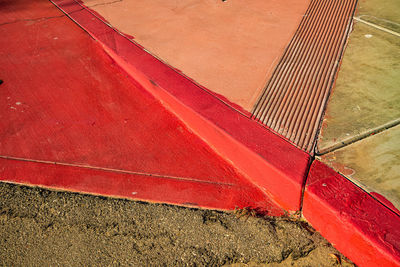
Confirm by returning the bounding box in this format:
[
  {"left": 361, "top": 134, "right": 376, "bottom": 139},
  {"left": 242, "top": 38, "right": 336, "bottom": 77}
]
[{"left": 252, "top": 0, "right": 357, "bottom": 153}]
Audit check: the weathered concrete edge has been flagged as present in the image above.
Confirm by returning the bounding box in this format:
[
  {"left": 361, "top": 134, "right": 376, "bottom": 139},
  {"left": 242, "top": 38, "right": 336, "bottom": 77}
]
[{"left": 303, "top": 160, "right": 400, "bottom": 267}]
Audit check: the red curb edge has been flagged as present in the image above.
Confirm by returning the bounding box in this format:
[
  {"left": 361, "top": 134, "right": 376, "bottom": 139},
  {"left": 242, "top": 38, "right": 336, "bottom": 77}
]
[
  {"left": 303, "top": 160, "right": 400, "bottom": 267},
  {"left": 0, "top": 158, "right": 284, "bottom": 215},
  {"left": 51, "top": 0, "right": 311, "bottom": 213}
]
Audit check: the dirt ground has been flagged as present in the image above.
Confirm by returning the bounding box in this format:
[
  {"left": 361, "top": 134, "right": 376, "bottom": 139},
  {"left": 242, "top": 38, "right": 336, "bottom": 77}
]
[{"left": 0, "top": 182, "right": 354, "bottom": 266}]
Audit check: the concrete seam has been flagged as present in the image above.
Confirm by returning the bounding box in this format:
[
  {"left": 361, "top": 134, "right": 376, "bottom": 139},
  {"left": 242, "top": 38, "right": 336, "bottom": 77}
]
[
  {"left": 0, "top": 155, "right": 236, "bottom": 187},
  {"left": 354, "top": 16, "right": 400, "bottom": 37},
  {"left": 316, "top": 118, "right": 400, "bottom": 155}
]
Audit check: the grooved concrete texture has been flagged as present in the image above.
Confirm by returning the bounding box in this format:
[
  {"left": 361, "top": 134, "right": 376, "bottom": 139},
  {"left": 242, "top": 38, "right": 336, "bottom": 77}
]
[
  {"left": 252, "top": 0, "right": 357, "bottom": 152},
  {"left": 82, "top": 0, "right": 310, "bottom": 111}
]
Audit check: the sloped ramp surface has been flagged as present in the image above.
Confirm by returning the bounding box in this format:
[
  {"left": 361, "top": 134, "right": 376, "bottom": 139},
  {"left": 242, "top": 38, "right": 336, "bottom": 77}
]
[{"left": 0, "top": 0, "right": 283, "bottom": 214}]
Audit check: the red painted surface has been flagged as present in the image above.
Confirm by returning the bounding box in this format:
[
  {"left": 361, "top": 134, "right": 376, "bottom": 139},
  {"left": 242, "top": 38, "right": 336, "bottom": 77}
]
[
  {"left": 2, "top": 0, "right": 400, "bottom": 265},
  {"left": 0, "top": 0, "right": 284, "bottom": 215},
  {"left": 0, "top": 158, "right": 283, "bottom": 214},
  {"left": 51, "top": 0, "right": 311, "bottom": 212},
  {"left": 0, "top": 0, "right": 60, "bottom": 24},
  {"left": 370, "top": 192, "right": 400, "bottom": 215},
  {"left": 303, "top": 160, "right": 400, "bottom": 267}
]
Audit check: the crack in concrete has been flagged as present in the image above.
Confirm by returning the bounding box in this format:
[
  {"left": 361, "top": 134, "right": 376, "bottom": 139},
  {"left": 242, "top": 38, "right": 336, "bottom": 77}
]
[
  {"left": 0, "top": 14, "right": 65, "bottom": 27},
  {"left": 354, "top": 16, "right": 400, "bottom": 37},
  {"left": 86, "top": 0, "right": 123, "bottom": 8},
  {"left": 0, "top": 155, "right": 236, "bottom": 187},
  {"left": 358, "top": 14, "right": 400, "bottom": 28}
]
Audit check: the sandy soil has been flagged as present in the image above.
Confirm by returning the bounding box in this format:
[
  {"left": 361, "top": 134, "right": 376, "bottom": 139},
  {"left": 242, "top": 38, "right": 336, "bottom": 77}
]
[{"left": 0, "top": 183, "right": 354, "bottom": 266}]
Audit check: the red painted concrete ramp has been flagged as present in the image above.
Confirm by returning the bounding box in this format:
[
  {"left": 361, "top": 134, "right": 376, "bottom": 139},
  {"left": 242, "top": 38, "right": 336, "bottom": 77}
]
[
  {"left": 0, "top": 0, "right": 284, "bottom": 214},
  {"left": 46, "top": 0, "right": 312, "bottom": 213},
  {"left": 1, "top": 0, "right": 400, "bottom": 266}
]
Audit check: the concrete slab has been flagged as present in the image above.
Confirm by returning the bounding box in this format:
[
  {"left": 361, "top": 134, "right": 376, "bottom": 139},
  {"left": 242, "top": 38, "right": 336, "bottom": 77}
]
[
  {"left": 320, "top": 125, "right": 400, "bottom": 212},
  {"left": 317, "top": 21, "right": 400, "bottom": 153},
  {"left": 82, "top": 0, "right": 310, "bottom": 111},
  {"left": 357, "top": 0, "right": 400, "bottom": 33}
]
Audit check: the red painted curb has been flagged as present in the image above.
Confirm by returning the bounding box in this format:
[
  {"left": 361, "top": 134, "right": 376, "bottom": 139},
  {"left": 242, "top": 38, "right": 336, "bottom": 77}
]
[
  {"left": 51, "top": 0, "right": 311, "bottom": 213},
  {"left": 303, "top": 160, "right": 400, "bottom": 267},
  {"left": 0, "top": 158, "right": 283, "bottom": 215}
]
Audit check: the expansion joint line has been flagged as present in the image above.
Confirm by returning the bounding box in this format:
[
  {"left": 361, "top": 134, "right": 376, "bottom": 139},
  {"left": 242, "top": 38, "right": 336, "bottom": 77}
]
[
  {"left": 0, "top": 155, "right": 235, "bottom": 187},
  {"left": 299, "top": 155, "right": 315, "bottom": 216},
  {"left": 0, "top": 15, "right": 65, "bottom": 27},
  {"left": 316, "top": 118, "right": 400, "bottom": 155},
  {"left": 353, "top": 17, "right": 400, "bottom": 37}
]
